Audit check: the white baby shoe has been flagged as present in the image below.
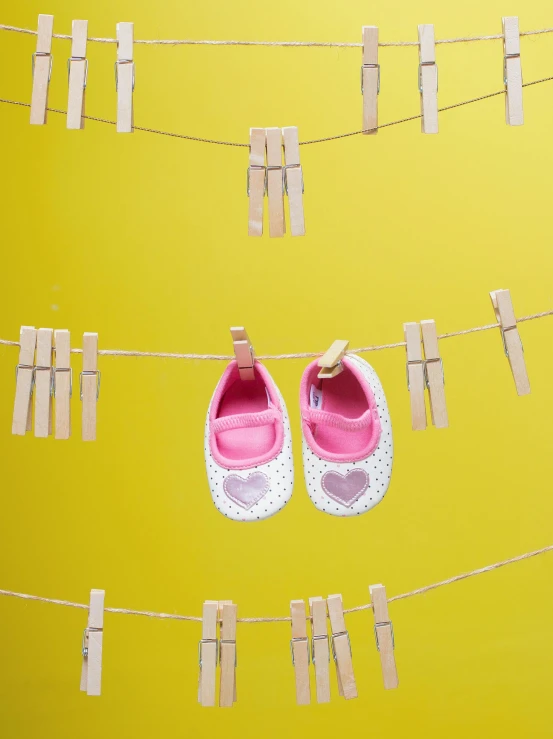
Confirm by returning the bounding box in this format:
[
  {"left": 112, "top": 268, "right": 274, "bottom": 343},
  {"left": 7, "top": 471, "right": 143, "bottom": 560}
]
[
  {"left": 205, "top": 360, "right": 294, "bottom": 521},
  {"left": 300, "top": 354, "right": 393, "bottom": 516}
]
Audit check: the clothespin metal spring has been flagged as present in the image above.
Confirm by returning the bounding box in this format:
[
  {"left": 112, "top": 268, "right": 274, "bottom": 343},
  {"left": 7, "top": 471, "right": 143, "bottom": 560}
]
[
  {"left": 79, "top": 370, "right": 101, "bottom": 401},
  {"left": 374, "top": 620, "right": 395, "bottom": 651},
  {"left": 246, "top": 165, "right": 267, "bottom": 196},
  {"left": 290, "top": 636, "right": 310, "bottom": 666},
  {"left": 419, "top": 62, "right": 438, "bottom": 93},
  {"left": 67, "top": 57, "right": 88, "bottom": 87},
  {"left": 330, "top": 630, "right": 352, "bottom": 661},
  {"left": 219, "top": 639, "right": 237, "bottom": 667},
  {"left": 32, "top": 52, "right": 53, "bottom": 80},
  {"left": 53, "top": 367, "right": 73, "bottom": 398},
  {"left": 114, "top": 61, "right": 135, "bottom": 91},
  {"left": 360, "top": 64, "right": 380, "bottom": 94},
  {"left": 311, "top": 634, "right": 330, "bottom": 664},
  {"left": 424, "top": 357, "right": 445, "bottom": 388},
  {"left": 284, "top": 164, "right": 304, "bottom": 195},
  {"left": 198, "top": 638, "right": 218, "bottom": 666}
]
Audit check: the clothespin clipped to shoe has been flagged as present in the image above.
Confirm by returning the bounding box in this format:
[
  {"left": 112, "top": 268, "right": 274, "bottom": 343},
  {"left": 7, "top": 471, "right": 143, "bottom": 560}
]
[
  {"left": 116, "top": 22, "right": 134, "bottom": 133},
  {"left": 198, "top": 600, "right": 218, "bottom": 707},
  {"left": 309, "top": 597, "right": 330, "bottom": 703},
  {"left": 34, "top": 328, "right": 53, "bottom": 438},
  {"left": 247, "top": 128, "right": 266, "bottom": 236},
  {"left": 219, "top": 601, "right": 237, "bottom": 707},
  {"left": 418, "top": 24, "right": 438, "bottom": 134},
  {"left": 327, "top": 594, "right": 357, "bottom": 700},
  {"left": 12, "top": 326, "right": 37, "bottom": 436},
  {"left": 370, "top": 584, "right": 398, "bottom": 689},
  {"left": 266, "top": 127, "right": 285, "bottom": 238},
  {"left": 290, "top": 600, "right": 310, "bottom": 705},
  {"left": 421, "top": 320, "right": 448, "bottom": 428},
  {"left": 404, "top": 322, "right": 426, "bottom": 431},
  {"left": 318, "top": 340, "right": 349, "bottom": 380},
  {"left": 54, "top": 330, "right": 72, "bottom": 439},
  {"left": 80, "top": 589, "right": 105, "bottom": 696},
  {"left": 81, "top": 332, "right": 100, "bottom": 440},
  {"left": 283, "top": 127, "right": 305, "bottom": 237},
  {"left": 502, "top": 17, "right": 523, "bottom": 126},
  {"left": 30, "top": 14, "right": 54, "bottom": 125},
  {"left": 490, "top": 289, "right": 530, "bottom": 395},
  {"left": 67, "top": 20, "right": 88, "bottom": 130},
  {"left": 361, "top": 26, "right": 379, "bottom": 134},
  {"left": 230, "top": 327, "right": 255, "bottom": 381}
]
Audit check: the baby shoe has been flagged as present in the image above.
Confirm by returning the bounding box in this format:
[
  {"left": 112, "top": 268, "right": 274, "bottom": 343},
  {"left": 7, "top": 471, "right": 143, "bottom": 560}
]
[
  {"left": 205, "top": 360, "right": 294, "bottom": 521},
  {"left": 300, "top": 354, "right": 393, "bottom": 516}
]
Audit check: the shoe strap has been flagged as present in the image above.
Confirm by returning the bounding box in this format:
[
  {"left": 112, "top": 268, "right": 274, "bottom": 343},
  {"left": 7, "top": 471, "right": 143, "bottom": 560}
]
[
  {"left": 212, "top": 408, "right": 279, "bottom": 434},
  {"left": 302, "top": 408, "right": 375, "bottom": 432}
]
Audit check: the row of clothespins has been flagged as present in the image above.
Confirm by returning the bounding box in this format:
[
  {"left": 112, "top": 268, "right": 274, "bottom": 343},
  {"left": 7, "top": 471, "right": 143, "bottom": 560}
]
[
  {"left": 27, "top": 14, "right": 525, "bottom": 136},
  {"left": 231, "top": 288, "right": 530, "bottom": 432},
  {"left": 78, "top": 585, "right": 397, "bottom": 704},
  {"left": 29, "top": 15, "right": 135, "bottom": 132},
  {"left": 11, "top": 327, "right": 100, "bottom": 440}
]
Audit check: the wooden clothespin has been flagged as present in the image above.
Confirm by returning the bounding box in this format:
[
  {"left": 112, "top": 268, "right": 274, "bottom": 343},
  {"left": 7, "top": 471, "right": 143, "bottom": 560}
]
[
  {"left": 318, "top": 340, "right": 349, "bottom": 380},
  {"left": 404, "top": 322, "right": 426, "bottom": 431},
  {"left": 219, "top": 602, "right": 237, "bottom": 707},
  {"left": 198, "top": 601, "right": 218, "bottom": 707},
  {"left": 12, "top": 326, "right": 37, "bottom": 436},
  {"left": 81, "top": 332, "right": 100, "bottom": 441},
  {"left": 67, "top": 20, "right": 88, "bottom": 130},
  {"left": 30, "top": 14, "right": 54, "bottom": 125},
  {"left": 283, "top": 127, "right": 305, "bottom": 237},
  {"left": 54, "top": 330, "right": 72, "bottom": 439},
  {"left": 116, "top": 22, "right": 134, "bottom": 133},
  {"left": 309, "top": 597, "right": 330, "bottom": 704},
  {"left": 327, "top": 594, "right": 357, "bottom": 700},
  {"left": 230, "top": 327, "right": 255, "bottom": 381},
  {"left": 370, "top": 584, "right": 398, "bottom": 689},
  {"left": 266, "top": 127, "right": 285, "bottom": 238},
  {"left": 503, "top": 17, "right": 523, "bottom": 126},
  {"left": 80, "top": 589, "right": 105, "bottom": 696},
  {"left": 248, "top": 128, "right": 266, "bottom": 237},
  {"left": 421, "top": 320, "right": 448, "bottom": 428},
  {"left": 362, "top": 26, "right": 379, "bottom": 134},
  {"left": 290, "top": 600, "right": 310, "bottom": 705},
  {"left": 490, "top": 289, "right": 530, "bottom": 395},
  {"left": 418, "top": 24, "right": 438, "bottom": 134},
  {"left": 34, "top": 328, "right": 53, "bottom": 438}
]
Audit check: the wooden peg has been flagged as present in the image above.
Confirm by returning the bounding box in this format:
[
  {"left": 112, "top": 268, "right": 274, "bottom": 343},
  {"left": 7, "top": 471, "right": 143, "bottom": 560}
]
[
  {"left": 54, "top": 330, "right": 71, "bottom": 440},
  {"left": 12, "top": 326, "right": 37, "bottom": 436},
  {"left": 490, "top": 289, "right": 530, "bottom": 395},
  {"left": 362, "top": 26, "right": 379, "bottom": 134},
  {"left": 30, "top": 14, "right": 54, "bottom": 125},
  {"left": 248, "top": 128, "right": 266, "bottom": 237},
  {"left": 282, "top": 126, "right": 305, "bottom": 237},
  {"left": 80, "top": 589, "right": 105, "bottom": 696},
  {"left": 418, "top": 24, "right": 438, "bottom": 134},
  {"left": 290, "top": 600, "right": 310, "bottom": 705},
  {"left": 404, "top": 322, "right": 426, "bottom": 431},
  {"left": 198, "top": 601, "right": 218, "bottom": 707},
  {"left": 318, "top": 340, "right": 349, "bottom": 380},
  {"left": 421, "top": 320, "right": 448, "bottom": 428},
  {"left": 81, "top": 332, "right": 100, "bottom": 441},
  {"left": 116, "top": 22, "right": 134, "bottom": 133},
  {"left": 503, "top": 17, "right": 523, "bottom": 126},
  {"left": 34, "top": 328, "right": 53, "bottom": 438},
  {"left": 370, "top": 584, "right": 398, "bottom": 689},
  {"left": 327, "top": 594, "right": 357, "bottom": 700},
  {"left": 230, "top": 327, "right": 255, "bottom": 381},
  {"left": 266, "top": 127, "right": 285, "bottom": 237},
  {"left": 67, "top": 20, "right": 88, "bottom": 130},
  {"left": 309, "top": 597, "right": 330, "bottom": 704},
  {"left": 219, "top": 602, "right": 237, "bottom": 707}
]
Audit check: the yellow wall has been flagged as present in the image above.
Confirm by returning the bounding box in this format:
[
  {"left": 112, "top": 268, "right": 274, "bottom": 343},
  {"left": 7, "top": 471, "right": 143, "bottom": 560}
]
[{"left": 1, "top": 1, "right": 553, "bottom": 736}]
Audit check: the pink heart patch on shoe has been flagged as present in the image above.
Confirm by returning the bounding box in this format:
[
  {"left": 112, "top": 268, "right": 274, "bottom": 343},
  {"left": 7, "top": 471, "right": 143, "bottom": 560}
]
[
  {"left": 223, "top": 472, "right": 270, "bottom": 510},
  {"left": 321, "top": 469, "right": 369, "bottom": 507}
]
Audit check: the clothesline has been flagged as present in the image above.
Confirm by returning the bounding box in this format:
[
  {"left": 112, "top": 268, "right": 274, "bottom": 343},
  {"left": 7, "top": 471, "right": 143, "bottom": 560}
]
[
  {"left": 0, "top": 309, "right": 552, "bottom": 361},
  {"left": 1, "top": 21, "right": 553, "bottom": 47},
  {"left": 0, "top": 541, "right": 551, "bottom": 623}
]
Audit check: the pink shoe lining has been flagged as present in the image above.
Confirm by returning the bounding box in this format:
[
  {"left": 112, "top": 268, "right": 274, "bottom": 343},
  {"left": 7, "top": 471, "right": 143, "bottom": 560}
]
[
  {"left": 209, "top": 361, "right": 284, "bottom": 470},
  {"left": 300, "top": 356, "right": 382, "bottom": 463}
]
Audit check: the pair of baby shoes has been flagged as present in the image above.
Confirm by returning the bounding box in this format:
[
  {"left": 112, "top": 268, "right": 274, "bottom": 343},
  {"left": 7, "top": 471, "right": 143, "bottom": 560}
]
[{"left": 204, "top": 355, "right": 393, "bottom": 522}]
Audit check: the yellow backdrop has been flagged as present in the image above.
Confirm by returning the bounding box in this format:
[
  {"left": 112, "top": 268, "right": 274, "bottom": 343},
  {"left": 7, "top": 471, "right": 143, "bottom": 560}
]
[{"left": 1, "top": 0, "right": 553, "bottom": 736}]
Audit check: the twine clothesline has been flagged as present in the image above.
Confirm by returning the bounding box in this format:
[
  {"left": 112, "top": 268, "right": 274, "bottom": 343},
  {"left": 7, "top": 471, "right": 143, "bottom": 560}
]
[
  {"left": 1, "top": 21, "right": 553, "bottom": 48},
  {"left": 0, "top": 542, "right": 551, "bottom": 623},
  {"left": 0, "top": 310, "right": 552, "bottom": 361}
]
